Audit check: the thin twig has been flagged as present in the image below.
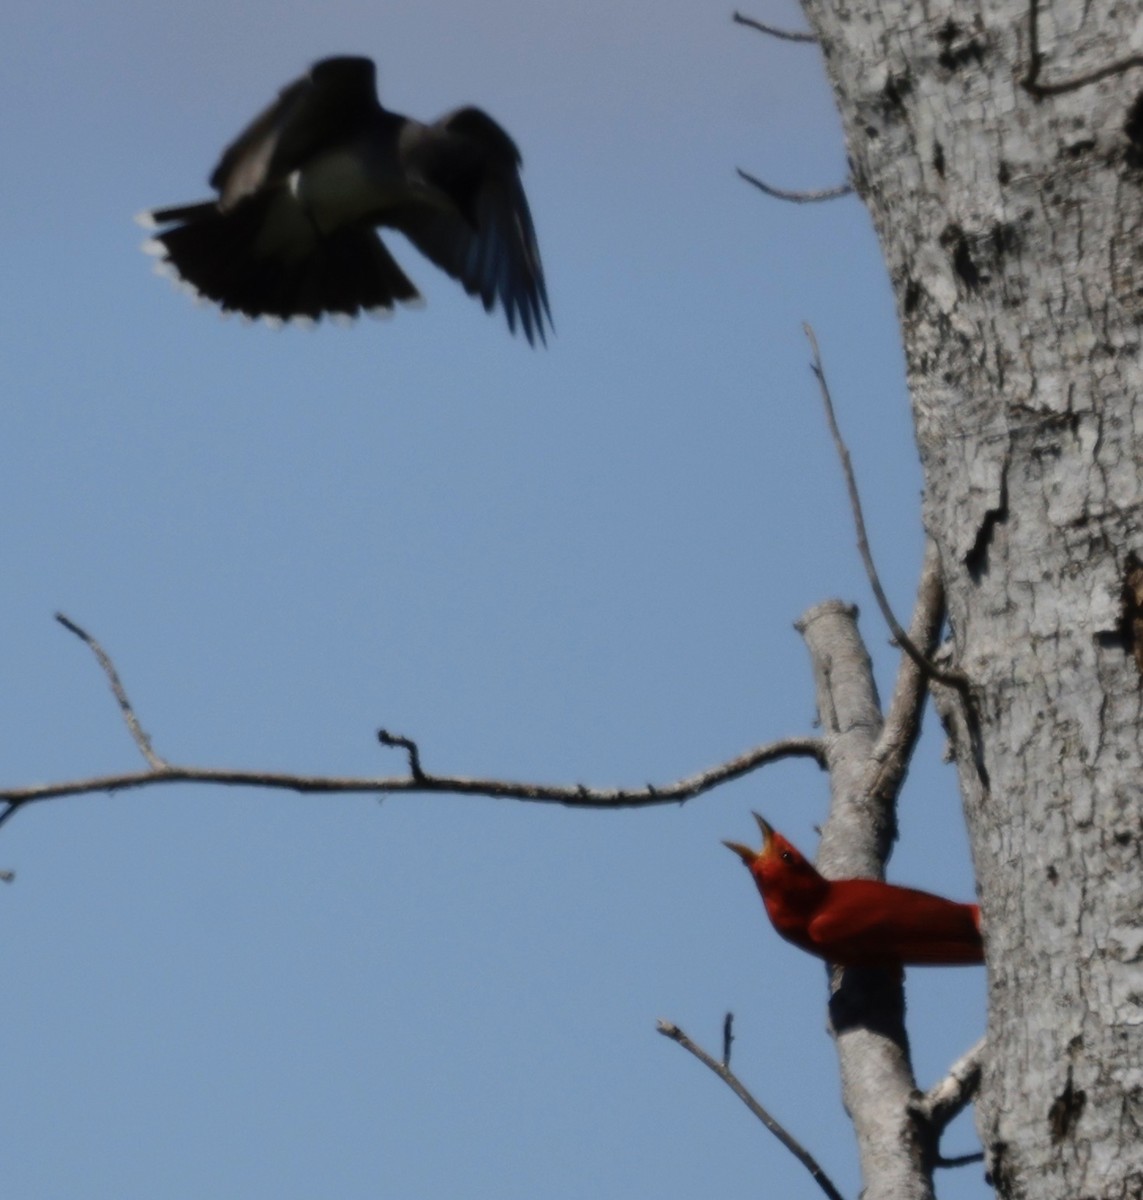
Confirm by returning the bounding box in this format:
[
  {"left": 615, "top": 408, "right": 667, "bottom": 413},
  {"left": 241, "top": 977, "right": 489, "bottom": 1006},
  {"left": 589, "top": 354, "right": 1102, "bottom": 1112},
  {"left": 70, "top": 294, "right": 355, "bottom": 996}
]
[
  {"left": 1021, "top": 0, "right": 1143, "bottom": 96},
  {"left": 863, "top": 538, "right": 946, "bottom": 806},
  {"left": 802, "top": 325, "right": 969, "bottom": 693},
  {"left": 935, "top": 1151, "right": 985, "bottom": 1169},
  {"left": 377, "top": 730, "right": 425, "bottom": 781},
  {"left": 732, "top": 10, "right": 817, "bottom": 43},
  {"left": 55, "top": 613, "right": 168, "bottom": 769},
  {"left": 722, "top": 1011, "right": 735, "bottom": 1067},
  {"left": 737, "top": 168, "right": 852, "bottom": 204},
  {"left": 911, "top": 1037, "right": 985, "bottom": 1132},
  {"left": 658, "top": 1020, "right": 847, "bottom": 1200}
]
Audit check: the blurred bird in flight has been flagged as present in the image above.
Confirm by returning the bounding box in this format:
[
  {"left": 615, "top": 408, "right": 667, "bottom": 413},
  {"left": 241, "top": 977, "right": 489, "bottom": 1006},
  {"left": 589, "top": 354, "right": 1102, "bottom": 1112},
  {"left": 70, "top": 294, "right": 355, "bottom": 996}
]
[{"left": 139, "top": 56, "right": 551, "bottom": 343}]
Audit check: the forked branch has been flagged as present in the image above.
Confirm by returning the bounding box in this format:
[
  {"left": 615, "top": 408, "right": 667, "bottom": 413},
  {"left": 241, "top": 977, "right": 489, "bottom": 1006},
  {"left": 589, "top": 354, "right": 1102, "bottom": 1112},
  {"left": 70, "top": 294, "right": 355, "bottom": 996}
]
[
  {"left": 910, "top": 1038, "right": 986, "bottom": 1171},
  {"left": 911, "top": 1037, "right": 985, "bottom": 1133},
  {"left": 658, "top": 1019, "right": 847, "bottom": 1200},
  {"left": 0, "top": 614, "right": 826, "bottom": 828},
  {"left": 803, "top": 325, "right": 968, "bottom": 695}
]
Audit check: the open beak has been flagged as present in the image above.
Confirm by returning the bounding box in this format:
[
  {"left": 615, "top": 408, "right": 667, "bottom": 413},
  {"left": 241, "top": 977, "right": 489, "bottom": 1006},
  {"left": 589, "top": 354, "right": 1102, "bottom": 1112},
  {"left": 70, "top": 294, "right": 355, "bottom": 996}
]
[
  {"left": 723, "top": 813, "right": 775, "bottom": 865},
  {"left": 752, "top": 812, "right": 774, "bottom": 847},
  {"left": 722, "top": 839, "right": 756, "bottom": 865}
]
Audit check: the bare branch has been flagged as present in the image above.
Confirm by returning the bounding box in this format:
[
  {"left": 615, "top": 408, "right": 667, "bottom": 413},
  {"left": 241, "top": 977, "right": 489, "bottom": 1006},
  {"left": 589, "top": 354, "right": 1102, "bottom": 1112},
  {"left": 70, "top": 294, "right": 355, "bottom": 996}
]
[
  {"left": 732, "top": 10, "right": 817, "bottom": 43},
  {"left": 55, "top": 612, "right": 168, "bottom": 769},
  {"left": 0, "top": 733, "right": 824, "bottom": 814},
  {"left": 796, "top": 603, "right": 931, "bottom": 1197},
  {"left": 862, "top": 538, "right": 946, "bottom": 806},
  {"left": 657, "top": 1020, "right": 847, "bottom": 1200},
  {"left": 1021, "top": 0, "right": 1143, "bottom": 96},
  {"left": 802, "top": 325, "right": 969, "bottom": 694},
  {"left": 377, "top": 729, "right": 425, "bottom": 782},
  {"left": 935, "top": 1151, "right": 985, "bottom": 1169},
  {"left": 0, "top": 616, "right": 827, "bottom": 826},
  {"left": 737, "top": 168, "right": 852, "bottom": 204},
  {"left": 911, "top": 1037, "right": 985, "bottom": 1133}
]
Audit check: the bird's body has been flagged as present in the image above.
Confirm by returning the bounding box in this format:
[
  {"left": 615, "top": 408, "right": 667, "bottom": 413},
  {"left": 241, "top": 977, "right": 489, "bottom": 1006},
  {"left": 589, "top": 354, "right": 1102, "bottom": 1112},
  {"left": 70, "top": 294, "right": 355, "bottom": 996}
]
[
  {"left": 724, "top": 815, "right": 983, "bottom": 968},
  {"left": 139, "top": 56, "right": 551, "bottom": 343},
  {"left": 289, "top": 141, "right": 403, "bottom": 232}
]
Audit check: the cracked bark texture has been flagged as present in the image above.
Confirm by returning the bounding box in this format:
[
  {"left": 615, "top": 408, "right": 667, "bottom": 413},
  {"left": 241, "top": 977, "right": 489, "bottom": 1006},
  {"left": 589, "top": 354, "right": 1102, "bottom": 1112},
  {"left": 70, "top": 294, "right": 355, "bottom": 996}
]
[{"left": 798, "top": 1, "right": 1143, "bottom": 1196}]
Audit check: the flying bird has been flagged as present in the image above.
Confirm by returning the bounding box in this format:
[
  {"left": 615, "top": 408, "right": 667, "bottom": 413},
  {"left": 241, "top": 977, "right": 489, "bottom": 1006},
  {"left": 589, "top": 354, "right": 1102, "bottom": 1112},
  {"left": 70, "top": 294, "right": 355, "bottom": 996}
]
[
  {"left": 138, "top": 56, "right": 551, "bottom": 343},
  {"left": 724, "top": 814, "right": 984, "bottom": 968}
]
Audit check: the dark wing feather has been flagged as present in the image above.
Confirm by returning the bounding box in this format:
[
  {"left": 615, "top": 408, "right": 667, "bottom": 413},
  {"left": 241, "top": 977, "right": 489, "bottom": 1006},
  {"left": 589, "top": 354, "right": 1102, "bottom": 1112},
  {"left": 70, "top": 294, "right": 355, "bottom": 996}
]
[
  {"left": 807, "top": 881, "right": 983, "bottom": 967},
  {"left": 389, "top": 107, "right": 551, "bottom": 345},
  {"left": 209, "top": 56, "right": 380, "bottom": 208}
]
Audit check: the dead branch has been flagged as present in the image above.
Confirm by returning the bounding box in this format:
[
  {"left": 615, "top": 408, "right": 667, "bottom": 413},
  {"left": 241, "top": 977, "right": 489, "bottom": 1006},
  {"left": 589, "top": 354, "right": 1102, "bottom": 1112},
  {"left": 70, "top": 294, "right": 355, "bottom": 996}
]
[
  {"left": 935, "top": 1151, "right": 985, "bottom": 1169},
  {"left": 657, "top": 1019, "right": 847, "bottom": 1200},
  {"left": 910, "top": 1038, "right": 986, "bottom": 1173},
  {"left": 0, "top": 735, "right": 823, "bottom": 815},
  {"left": 1021, "top": 0, "right": 1143, "bottom": 97},
  {"left": 0, "top": 614, "right": 826, "bottom": 828},
  {"left": 911, "top": 1037, "right": 985, "bottom": 1133},
  {"left": 737, "top": 168, "right": 852, "bottom": 203},
  {"left": 862, "top": 538, "right": 946, "bottom": 806},
  {"left": 54, "top": 613, "right": 167, "bottom": 769},
  {"left": 803, "top": 325, "right": 969, "bottom": 695},
  {"left": 733, "top": 12, "right": 847, "bottom": 206},
  {"left": 797, "top": 601, "right": 932, "bottom": 1198},
  {"left": 377, "top": 730, "right": 426, "bottom": 782},
  {"left": 732, "top": 10, "right": 817, "bottom": 44}
]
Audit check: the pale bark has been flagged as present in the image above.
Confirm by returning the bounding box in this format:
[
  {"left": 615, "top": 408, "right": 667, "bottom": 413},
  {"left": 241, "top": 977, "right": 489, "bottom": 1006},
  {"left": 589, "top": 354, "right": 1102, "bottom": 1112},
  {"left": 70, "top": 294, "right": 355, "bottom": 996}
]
[
  {"left": 798, "top": 0, "right": 1143, "bottom": 1196},
  {"left": 795, "top": 548, "right": 950, "bottom": 1200},
  {"left": 798, "top": 601, "right": 929, "bottom": 1200}
]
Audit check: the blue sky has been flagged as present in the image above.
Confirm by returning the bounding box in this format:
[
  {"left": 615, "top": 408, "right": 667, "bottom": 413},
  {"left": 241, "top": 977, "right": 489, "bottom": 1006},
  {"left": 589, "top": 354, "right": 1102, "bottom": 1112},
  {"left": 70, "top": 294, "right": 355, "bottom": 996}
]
[{"left": 3, "top": 2, "right": 986, "bottom": 1197}]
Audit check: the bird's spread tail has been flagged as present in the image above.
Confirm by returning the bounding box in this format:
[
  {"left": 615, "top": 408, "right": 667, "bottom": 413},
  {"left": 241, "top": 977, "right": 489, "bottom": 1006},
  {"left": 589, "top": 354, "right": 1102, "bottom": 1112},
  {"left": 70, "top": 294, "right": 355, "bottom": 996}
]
[
  {"left": 142, "top": 194, "right": 422, "bottom": 321},
  {"left": 136, "top": 201, "right": 218, "bottom": 229}
]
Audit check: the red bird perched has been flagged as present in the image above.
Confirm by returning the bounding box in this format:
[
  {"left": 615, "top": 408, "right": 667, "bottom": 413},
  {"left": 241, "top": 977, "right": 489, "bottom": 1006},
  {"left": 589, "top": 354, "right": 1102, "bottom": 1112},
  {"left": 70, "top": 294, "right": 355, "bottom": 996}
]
[{"left": 724, "top": 814, "right": 983, "bottom": 968}]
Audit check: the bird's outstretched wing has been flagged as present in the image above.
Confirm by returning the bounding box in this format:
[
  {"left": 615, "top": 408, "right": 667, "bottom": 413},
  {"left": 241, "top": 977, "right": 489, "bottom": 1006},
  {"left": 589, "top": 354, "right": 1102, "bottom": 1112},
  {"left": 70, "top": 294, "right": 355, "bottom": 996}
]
[
  {"left": 139, "top": 67, "right": 549, "bottom": 339},
  {"left": 209, "top": 56, "right": 380, "bottom": 208},
  {"left": 391, "top": 107, "right": 552, "bottom": 345}
]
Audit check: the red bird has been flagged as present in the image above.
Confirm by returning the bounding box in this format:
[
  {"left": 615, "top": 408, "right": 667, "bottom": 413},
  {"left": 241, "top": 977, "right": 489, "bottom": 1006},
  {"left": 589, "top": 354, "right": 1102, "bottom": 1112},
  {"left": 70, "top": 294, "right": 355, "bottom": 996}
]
[{"left": 724, "top": 814, "right": 983, "bottom": 968}]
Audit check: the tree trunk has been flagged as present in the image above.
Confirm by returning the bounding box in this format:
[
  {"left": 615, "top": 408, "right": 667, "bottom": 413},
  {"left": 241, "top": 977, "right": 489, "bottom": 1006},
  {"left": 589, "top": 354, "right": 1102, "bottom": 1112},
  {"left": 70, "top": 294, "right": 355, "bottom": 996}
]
[{"left": 798, "top": 0, "right": 1143, "bottom": 1195}]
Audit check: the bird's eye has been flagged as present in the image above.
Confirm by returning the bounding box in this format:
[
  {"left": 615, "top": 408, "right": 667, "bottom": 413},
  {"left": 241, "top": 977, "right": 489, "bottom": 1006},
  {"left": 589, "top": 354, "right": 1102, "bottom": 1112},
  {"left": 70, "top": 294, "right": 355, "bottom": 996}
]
[{"left": 780, "top": 850, "right": 794, "bottom": 864}]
